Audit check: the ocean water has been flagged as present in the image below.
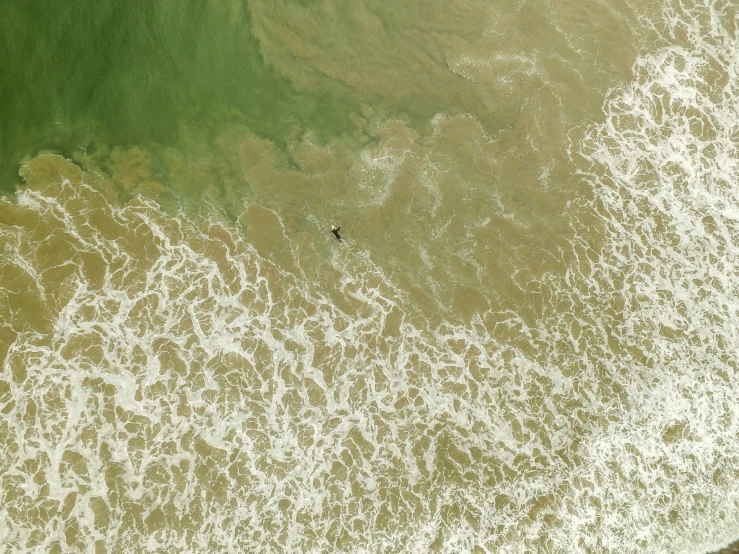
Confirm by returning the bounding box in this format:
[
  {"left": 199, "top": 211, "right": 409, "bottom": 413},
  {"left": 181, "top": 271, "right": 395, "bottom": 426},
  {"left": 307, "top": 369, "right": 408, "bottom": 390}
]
[{"left": 1, "top": 0, "right": 738, "bottom": 553}]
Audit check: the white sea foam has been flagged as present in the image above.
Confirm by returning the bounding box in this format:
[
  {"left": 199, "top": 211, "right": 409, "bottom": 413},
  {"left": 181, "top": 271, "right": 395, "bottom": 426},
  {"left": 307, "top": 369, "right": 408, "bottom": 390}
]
[
  {"left": 1, "top": 1, "right": 738, "bottom": 553},
  {"left": 354, "top": 124, "right": 415, "bottom": 209},
  {"left": 563, "top": 1, "right": 739, "bottom": 551}
]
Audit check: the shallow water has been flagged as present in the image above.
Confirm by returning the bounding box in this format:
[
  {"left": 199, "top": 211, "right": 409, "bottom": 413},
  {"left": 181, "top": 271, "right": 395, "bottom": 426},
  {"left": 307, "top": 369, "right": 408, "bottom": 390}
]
[{"left": 1, "top": 0, "right": 738, "bottom": 553}]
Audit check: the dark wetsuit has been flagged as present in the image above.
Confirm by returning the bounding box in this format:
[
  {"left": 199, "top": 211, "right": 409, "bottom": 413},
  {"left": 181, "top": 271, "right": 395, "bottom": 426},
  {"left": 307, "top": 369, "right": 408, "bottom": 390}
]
[{"left": 331, "top": 226, "right": 342, "bottom": 243}]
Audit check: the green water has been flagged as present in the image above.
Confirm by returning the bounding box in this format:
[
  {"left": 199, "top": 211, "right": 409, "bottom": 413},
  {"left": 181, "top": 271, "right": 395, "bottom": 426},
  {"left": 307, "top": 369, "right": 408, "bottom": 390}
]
[
  {"left": 0, "top": 1, "right": 446, "bottom": 191},
  {"left": 3, "top": 1, "right": 739, "bottom": 553}
]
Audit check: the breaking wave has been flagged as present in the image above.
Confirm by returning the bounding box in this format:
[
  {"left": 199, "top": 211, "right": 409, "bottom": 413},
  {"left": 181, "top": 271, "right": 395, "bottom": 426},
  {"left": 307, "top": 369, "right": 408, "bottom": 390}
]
[{"left": 1, "top": 1, "right": 738, "bottom": 553}]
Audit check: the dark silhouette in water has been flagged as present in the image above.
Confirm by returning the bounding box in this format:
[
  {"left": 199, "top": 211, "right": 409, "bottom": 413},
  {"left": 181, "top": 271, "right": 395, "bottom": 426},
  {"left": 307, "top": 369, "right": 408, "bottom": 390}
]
[{"left": 331, "top": 225, "right": 342, "bottom": 243}]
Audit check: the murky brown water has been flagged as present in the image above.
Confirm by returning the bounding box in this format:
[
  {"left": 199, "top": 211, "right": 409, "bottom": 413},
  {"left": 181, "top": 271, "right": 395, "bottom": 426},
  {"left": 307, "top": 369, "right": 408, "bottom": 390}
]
[{"left": 1, "top": 0, "right": 739, "bottom": 553}]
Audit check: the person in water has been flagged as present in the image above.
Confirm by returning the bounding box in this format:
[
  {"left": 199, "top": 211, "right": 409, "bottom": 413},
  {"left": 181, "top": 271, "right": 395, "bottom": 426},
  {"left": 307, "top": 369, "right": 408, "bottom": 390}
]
[{"left": 331, "top": 225, "right": 342, "bottom": 243}]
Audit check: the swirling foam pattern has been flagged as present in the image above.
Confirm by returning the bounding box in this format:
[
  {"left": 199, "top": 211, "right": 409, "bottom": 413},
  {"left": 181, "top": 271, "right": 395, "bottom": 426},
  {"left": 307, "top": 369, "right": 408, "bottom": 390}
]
[{"left": 1, "top": 1, "right": 739, "bottom": 553}]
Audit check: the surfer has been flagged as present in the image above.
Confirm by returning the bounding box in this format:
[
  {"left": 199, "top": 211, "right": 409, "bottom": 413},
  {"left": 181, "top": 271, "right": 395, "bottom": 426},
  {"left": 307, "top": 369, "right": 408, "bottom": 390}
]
[{"left": 331, "top": 225, "right": 342, "bottom": 243}]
